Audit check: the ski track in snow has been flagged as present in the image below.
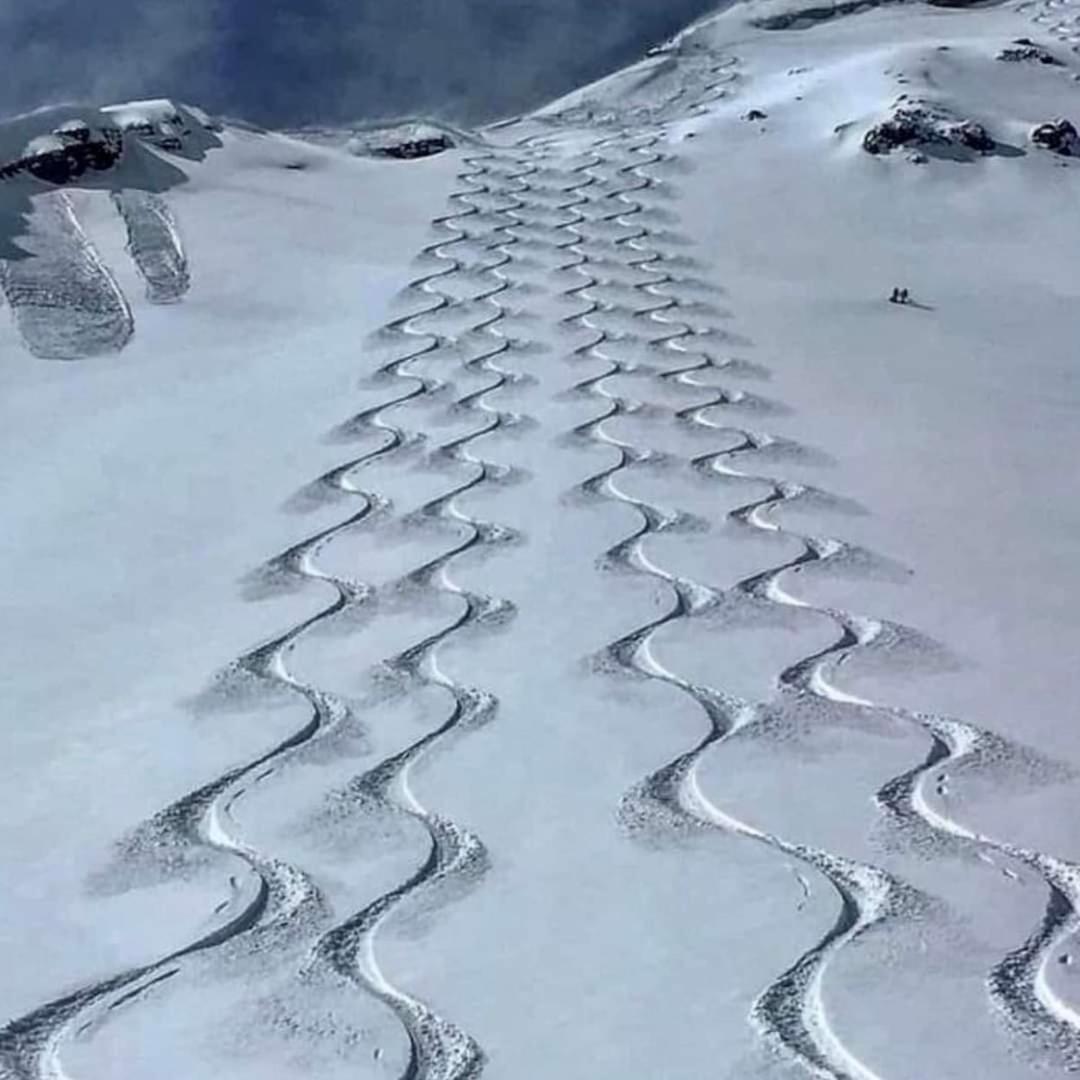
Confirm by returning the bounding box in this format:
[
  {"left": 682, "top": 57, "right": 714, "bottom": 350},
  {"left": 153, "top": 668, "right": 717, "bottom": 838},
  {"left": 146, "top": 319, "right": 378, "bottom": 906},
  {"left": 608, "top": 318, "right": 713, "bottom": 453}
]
[
  {"left": 0, "top": 150, "right": 532, "bottom": 1080},
  {"left": 539, "top": 59, "right": 1080, "bottom": 1078},
  {"left": 0, "top": 186, "right": 193, "bottom": 357},
  {"left": 4, "top": 24, "right": 1080, "bottom": 1080},
  {"left": 111, "top": 190, "right": 190, "bottom": 304},
  {"left": 0, "top": 192, "right": 133, "bottom": 360},
  {"left": 547, "top": 121, "right": 910, "bottom": 1080},
  {"left": 302, "top": 146, "right": 541, "bottom": 1080}
]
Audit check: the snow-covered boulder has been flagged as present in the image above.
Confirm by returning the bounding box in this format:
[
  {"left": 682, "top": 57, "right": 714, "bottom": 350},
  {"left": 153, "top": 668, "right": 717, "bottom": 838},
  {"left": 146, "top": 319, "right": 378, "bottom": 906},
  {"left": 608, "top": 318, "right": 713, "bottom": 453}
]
[
  {"left": 1030, "top": 118, "right": 1079, "bottom": 156},
  {"left": 343, "top": 122, "right": 456, "bottom": 160},
  {"left": 997, "top": 39, "right": 1063, "bottom": 65},
  {"left": 373, "top": 133, "right": 454, "bottom": 159},
  {"left": 863, "top": 101, "right": 996, "bottom": 158}
]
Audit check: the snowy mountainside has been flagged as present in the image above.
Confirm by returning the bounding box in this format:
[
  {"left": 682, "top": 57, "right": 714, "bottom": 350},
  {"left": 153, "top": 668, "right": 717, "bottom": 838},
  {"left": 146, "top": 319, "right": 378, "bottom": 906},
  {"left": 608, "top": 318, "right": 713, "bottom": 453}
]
[{"left": 2, "top": 2, "right": 1080, "bottom": 1080}]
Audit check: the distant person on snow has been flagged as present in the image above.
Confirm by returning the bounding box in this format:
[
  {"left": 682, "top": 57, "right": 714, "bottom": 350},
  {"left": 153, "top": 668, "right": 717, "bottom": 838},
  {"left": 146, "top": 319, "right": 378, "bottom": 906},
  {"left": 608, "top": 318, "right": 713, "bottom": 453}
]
[{"left": 889, "top": 287, "right": 911, "bottom": 304}]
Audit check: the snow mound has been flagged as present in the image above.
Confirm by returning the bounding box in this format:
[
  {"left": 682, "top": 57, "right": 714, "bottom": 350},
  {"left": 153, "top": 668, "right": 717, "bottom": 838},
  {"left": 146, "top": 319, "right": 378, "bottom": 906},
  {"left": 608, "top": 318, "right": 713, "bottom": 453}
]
[
  {"left": 291, "top": 120, "right": 467, "bottom": 160},
  {"left": 102, "top": 99, "right": 223, "bottom": 160}
]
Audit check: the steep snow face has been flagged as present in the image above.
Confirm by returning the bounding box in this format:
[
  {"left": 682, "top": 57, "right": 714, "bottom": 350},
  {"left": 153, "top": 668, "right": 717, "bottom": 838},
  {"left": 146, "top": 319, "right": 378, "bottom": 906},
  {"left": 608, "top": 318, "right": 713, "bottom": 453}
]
[
  {"left": 0, "top": 0, "right": 728, "bottom": 127},
  {"left": 3, "top": 2, "right": 1080, "bottom": 1080}
]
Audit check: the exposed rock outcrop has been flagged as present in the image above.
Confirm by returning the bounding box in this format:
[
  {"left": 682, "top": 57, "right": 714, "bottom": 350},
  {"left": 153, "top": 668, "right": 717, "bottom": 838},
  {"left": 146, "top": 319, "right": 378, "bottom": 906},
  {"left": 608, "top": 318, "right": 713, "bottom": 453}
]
[
  {"left": 0, "top": 100, "right": 224, "bottom": 186},
  {"left": 103, "top": 100, "right": 224, "bottom": 161},
  {"left": 1030, "top": 118, "right": 1079, "bottom": 156},
  {"left": 998, "top": 39, "right": 1063, "bottom": 65},
  {"left": 373, "top": 134, "right": 454, "bottom": 159},
  {"left": 863, "top": 100, "right": 997, "bottom": 158},
  {"left": 0, "top": 120, "right": 123, "bottom": 184},
  {"left": 343, "top": 122, "right": 457, "bottom": 160}
]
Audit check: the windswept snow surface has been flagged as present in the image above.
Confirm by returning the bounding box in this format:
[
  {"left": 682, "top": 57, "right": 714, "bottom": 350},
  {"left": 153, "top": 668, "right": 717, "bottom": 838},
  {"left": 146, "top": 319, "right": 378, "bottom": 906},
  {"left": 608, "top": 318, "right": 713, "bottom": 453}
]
[{"left": 3, "top": 2, "right": 1080, "bottom": 1079}]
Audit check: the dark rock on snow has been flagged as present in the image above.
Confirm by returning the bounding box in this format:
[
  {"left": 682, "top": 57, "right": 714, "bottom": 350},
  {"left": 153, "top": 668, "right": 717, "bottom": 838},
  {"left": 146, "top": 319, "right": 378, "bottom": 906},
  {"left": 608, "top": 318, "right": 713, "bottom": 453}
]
[
  {"left": 998, "top": 39, "right": 1063, "bottom": 65},
  {"left": 863, "top": 102, "right": 996, "bottom": 157},
  {"left": 1030, "top": 118, "right": 1079, "bottom": 155},
  {"left": 372, "top": 134, "right": 454, "bottom": 160},
  {"left": 0, "top": 122, "right": 123, "bottom": 184},
  {"left": 951, "top": 119, "right": 995, "bottom": 153}
]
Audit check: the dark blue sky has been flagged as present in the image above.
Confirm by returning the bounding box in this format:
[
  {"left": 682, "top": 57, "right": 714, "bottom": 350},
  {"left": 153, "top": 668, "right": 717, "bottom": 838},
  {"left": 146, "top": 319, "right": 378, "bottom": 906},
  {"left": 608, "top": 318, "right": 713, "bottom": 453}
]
[{"left": 0, "top": 0, "right": 721, "bottom": 127}]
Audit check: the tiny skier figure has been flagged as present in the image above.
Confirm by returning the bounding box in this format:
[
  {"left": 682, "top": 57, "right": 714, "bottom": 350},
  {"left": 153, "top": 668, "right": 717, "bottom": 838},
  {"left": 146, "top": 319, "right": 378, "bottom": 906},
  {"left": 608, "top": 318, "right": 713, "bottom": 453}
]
[
  {"left": 889, "top": 287, "right": 901, "bottom": 303},
  {"left": 899, "top": 287, "right": 910, "bottom": 304}
]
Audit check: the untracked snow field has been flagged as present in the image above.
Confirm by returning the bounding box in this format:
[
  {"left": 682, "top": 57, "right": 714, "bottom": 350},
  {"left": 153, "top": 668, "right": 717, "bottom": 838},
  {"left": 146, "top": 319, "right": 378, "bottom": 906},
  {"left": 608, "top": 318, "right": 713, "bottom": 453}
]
[{"left": 2, "top": 2, "right": 1080, "bottom": 1079}]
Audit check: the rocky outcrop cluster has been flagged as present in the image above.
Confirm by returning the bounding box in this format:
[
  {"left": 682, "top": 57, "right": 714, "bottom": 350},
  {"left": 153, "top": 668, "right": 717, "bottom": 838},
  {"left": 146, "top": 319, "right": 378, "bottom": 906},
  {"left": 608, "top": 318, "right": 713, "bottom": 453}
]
[
  {"left": 103, "top": 101, "right": 224, "bottom": 160},
  {"left": 373, "top": 134, "right": 454, "bottom": 159},
  {"left": 343, "top": 122, "right": 456, "bottom": 160},
  {"left": 863, "top": 101, "right": 995, "bottom": 157},
  {"left": 0, "top": 101, "right": 224, "bottom": 186},
  {"left": 0, "top": 119, "right": 123, "bottom": 184},
  {"left": 998, "top": 38, "right": 1063, "bottom": 65}
]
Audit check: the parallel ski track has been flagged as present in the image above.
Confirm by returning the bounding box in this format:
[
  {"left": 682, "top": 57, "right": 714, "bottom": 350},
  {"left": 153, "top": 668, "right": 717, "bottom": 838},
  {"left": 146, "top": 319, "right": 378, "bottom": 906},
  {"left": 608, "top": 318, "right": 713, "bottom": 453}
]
[
  {"left": 557, "top": 119, "right": 1080, "bottom": 1073},
  {"left": 6, "top": 24, "right": 1078, "bottom": 1079},
  {"left": 574, "top": 25, "right": 1080, "bottom": 1062},
  {"left": 587, "top": 120, "right": 1075, "bottom": 1071},
  {"left": 111, "top": 190, "right": 190, "bottom": 304},
  {"left": 0, "top": 149, "right": 530, "bottom": 1080},
  {"left": 0, "top": 192, "right": 134, "bottom": 361},
  {"left": 545, "top": 46, "right": 737, "bottom": 129},
  {"left": 695, "top": 396, "right": 1080, "bottom": 1070},
  {"left": 303, "top": 145, "right": 541, "bottom": 1080},
  {"left": 555, "top": 128, "right": 907, "bottom": 1080}
]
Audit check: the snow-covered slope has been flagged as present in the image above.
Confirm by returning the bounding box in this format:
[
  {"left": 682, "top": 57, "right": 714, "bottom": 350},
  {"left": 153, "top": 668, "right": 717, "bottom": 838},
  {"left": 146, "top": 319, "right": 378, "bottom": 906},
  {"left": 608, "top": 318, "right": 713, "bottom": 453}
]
[{"left": 2, "top": 1, "right": 1080, "bottom": 1079}]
